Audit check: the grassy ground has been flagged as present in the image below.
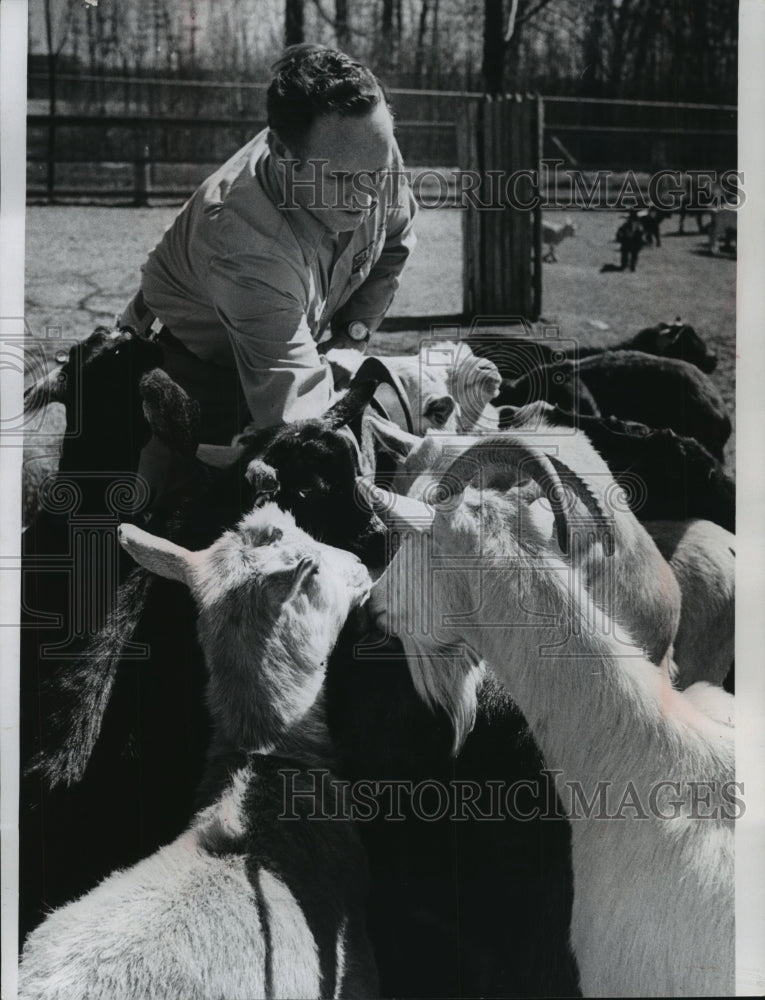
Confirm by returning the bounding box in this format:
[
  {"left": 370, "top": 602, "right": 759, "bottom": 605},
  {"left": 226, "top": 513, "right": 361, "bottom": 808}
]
[{"left": 22, "top": 203, "right": 736, "bottom": 468}]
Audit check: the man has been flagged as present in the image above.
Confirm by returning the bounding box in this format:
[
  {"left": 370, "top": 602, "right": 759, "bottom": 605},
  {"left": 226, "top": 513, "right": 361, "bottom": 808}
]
[
  {"left": 616, "top": 209, "right": 644, "bottom": 272},
  {"left": 120, "top": 43, "right": 417, "bottom": 446}
]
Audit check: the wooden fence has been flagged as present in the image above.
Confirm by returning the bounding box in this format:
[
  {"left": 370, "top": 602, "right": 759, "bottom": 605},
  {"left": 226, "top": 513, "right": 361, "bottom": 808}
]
[
  {"left": 26, "top": 74, "right": 737, "bottom": 204},
  {"left": 457, "top": 95, "right": 543, "bottom": 320}
]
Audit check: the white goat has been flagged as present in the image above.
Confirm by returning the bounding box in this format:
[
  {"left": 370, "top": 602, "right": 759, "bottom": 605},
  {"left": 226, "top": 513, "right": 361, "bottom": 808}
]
[
  {"left": 328, "top": 340, "right": 502, "bottom": 434},
  {"left": 542, "top": 216, "right": 576, "bottom": 262},
  {"left": 19, "top": 504, "right": 376, "bottom": 1000},
  {"left": 367, "top": 436, "right": 735, "bottom": 998},
  {"left": 363, "top": 414, "right": 682, "bottom": 669},
  {"left": 645, "top": 518, "right": 735, "bottom": 690}
]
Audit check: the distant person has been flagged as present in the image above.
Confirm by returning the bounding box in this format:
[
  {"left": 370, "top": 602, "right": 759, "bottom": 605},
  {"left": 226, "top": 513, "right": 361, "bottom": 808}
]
[
  {"left": 616, "top": 210, "right": 644, "bottom": 272},
  {"left": 120, "top": 43, "right": 417, "bottom": 449}
]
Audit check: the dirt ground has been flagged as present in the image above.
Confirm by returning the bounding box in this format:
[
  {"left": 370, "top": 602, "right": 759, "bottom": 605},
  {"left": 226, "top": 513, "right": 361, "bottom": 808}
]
[{"left": 22, "top": 203, "right": 736, "bottom": 468}]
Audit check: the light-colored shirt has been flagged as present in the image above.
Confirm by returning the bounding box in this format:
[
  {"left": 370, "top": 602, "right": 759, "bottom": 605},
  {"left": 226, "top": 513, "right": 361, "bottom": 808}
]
[{"left": 138, "top": 129, "right": 417, "bottom": 429}]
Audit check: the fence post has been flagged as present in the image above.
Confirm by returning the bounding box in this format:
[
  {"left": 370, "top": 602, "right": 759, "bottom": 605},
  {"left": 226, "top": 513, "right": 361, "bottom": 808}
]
[
  {"left": 133, "top": 144, "right": 151, "bottom": 207},
  {"left": 456, "top": 92, "right": 542, "bottom": 320}
]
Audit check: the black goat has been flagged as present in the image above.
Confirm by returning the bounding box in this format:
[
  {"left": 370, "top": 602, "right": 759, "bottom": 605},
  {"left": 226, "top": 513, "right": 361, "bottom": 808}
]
[
  {"left": 629, "top": 319, "right": 717, "bottom": 373},
  {"left": 19, "top": 327, "right": 201, "bottom": 942},
  {"left": 469, "top": 318, "right": 717, "bottom": 374},
  {"left": 499, "top": 402, "right": 735, "bottom": 532},
  {"left": 326, "top": 624, "right": 580, "bottom": 998},
  {"left": 489, "top": 350, "right": 730, "bottom": 461}
]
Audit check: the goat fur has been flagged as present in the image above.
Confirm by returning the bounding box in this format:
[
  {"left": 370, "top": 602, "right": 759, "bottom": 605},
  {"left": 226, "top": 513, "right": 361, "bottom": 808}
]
[
  {"left": 19, "top": 505, "right": 377, "bottom": 1000},
  {"left": 369, "top": 468, "right": 734, "bottom": 998}
]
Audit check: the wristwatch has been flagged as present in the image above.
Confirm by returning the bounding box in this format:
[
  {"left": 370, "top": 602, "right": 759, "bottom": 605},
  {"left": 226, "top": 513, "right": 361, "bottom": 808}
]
[{"left": 348, "top": 321, "right": 370, "bottom": 342}]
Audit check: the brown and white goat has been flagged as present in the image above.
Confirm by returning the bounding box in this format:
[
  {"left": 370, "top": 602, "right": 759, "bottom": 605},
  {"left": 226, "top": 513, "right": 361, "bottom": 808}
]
[{"left": 19, "top": 504, "right": 377, "bottom": 1000}]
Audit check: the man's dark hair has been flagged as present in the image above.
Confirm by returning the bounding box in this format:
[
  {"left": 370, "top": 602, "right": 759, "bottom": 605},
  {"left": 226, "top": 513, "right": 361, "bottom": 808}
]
[{"left": 267, "top": 44, "right": 384, "bottom": 154}]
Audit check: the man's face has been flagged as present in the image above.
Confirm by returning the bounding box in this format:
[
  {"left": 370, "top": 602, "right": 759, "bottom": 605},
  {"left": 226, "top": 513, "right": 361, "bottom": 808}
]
[{"left": 278, "top": 102, "right": 396, "bottom": 232}]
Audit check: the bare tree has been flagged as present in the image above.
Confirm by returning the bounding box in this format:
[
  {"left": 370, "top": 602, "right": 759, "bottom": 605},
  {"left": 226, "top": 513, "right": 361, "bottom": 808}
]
[
  {"left": 482, "top": 0, "right": 559, "bottom": 94},
  {"left": 285, "top": 0, "right": 305, "bottom": 45},
  {"left": 335, "top": 0, "right": 350, "bottom": 47},
  {"left": 42, "top": 0, "right": 78, "bottom": 200}
]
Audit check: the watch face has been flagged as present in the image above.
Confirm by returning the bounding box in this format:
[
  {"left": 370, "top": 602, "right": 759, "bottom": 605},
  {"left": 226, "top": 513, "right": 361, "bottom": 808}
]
[{"left": 349, "top": 322, "right": 369, "bottom": 341}]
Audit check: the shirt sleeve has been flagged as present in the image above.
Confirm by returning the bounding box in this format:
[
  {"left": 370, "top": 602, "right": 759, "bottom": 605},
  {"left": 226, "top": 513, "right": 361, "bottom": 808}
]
[
  {"left": 207, "top": 253, "right": 335, "bottom": 431},
  {"left": 332, "top": 161, "right": 418, "bottom": 335}
]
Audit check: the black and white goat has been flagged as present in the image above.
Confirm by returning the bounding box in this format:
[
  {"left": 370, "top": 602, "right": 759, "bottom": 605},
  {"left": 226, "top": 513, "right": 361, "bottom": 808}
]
[
  {"left": 324, "top": 410, "right": 687, "bottom": 998},
  {"left": 368, "top": 437, "right": 735, "bottom": 998},
  {"left": 19, "top": 504, "right": 377, "bottom": 1000}
]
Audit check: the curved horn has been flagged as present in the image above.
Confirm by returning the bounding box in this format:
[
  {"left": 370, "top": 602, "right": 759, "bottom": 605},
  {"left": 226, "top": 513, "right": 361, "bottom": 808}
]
[
  {"left": 436, "top": 436, "right": 572, "bottom": 553},
  {"left": 545, "top": 454, "right": 615, "bottom": 556},
  {"left": 24, "top": 365, "right": 68, "bottom": 412},
  {"left": 346, "top": 356, "right": 415, "bottom": 434},
  {"left": 324, "top": 377, "right": 384, "bottom": 430}
]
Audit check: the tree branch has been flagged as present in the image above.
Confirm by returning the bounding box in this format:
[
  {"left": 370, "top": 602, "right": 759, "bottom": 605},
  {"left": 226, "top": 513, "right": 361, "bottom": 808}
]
[
  {"left": 514, "top": 0, "right": 558, "bottom": 31},
  {"left": 310, "top": 0, "right": 375, "bottom": 37}
]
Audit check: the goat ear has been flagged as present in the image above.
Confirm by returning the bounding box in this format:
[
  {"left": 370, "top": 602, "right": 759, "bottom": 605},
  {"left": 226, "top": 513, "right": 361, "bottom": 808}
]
[
  {"left": 268, "top": 556, "right": 318, "bottom": 604},
  {"left": 355, "top": 479, "right": 435, "bottom": 533},
  {"left": 423, "top": 394, "right": 456, "bottom": 428},
  {"left": 139, "top": 370, "right": 201, "bottom": 458},
  {"left": 118, "top": 524, "right": 196, "bottom": 585},
  {"left": 365, "top": 414, "right": 420, "bottom": 461}
]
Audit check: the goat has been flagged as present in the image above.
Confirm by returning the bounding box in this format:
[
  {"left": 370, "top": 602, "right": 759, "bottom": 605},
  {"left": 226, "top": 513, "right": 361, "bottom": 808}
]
[
  {"left": 499, "top": 402, "right": 735, "bottom": 532},
  {"left": 393, "top": 398, "right": 735, "bottom": 695},
  {"left": 364, "top": 415, "right": 682, "bottom": 669},
  {"left": 494, "top": 351, "right": 731, "bottom": 461},
  {"left": 18, "top": 364, "right": 401, "bottom": 938},
  {"left": 325, "top": 340, "right": 502, "bottom": 434},
  {"left": 468, "top": 318, "right": 718, "bottom": 375},
  {"left": 628, "top": 318, "right": 717, "bottom": 373},
  {"left": 19, "top": 328, "right": 200, "bottom": 940},
  {"left": 644, "top": 518, "right": 735, "bottom": 692},
  {"left": 22, "top": 327, "right": 199, "bottom": 528},
  {"left": 334, "top": 410, "right": 685, "bottom": 995},
  {"left": 368, "top": 436, "right": 735, "bottom": 998},
  {"left": 542, "top": 216, "right": 576, "bottom": 262},
  {"left": 19, "top": 504, "right": 377, "bottom": 999}
]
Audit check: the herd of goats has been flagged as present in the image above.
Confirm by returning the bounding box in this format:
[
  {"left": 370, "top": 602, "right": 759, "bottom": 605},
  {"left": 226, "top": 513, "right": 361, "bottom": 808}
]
[{"left": 17, "top": 317, "right": 735, "bottom": 998}]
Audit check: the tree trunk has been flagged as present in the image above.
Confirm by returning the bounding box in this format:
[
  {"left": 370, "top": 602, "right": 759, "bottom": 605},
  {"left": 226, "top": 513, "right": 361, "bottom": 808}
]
[
  {"left": 285, "top": 0, "right": 304, "bottom": 46},
  {"left": 335, "top": 0, "right": 350, "bottom": 47},
  {"left": 482, "top": 0, "right": 505, "bottom": 95},
  {"left": 415, "top": 0, "right": 430, "bottom": 82},
  {"left": 43, "top": 0, "right": 57, "bottom": 202}
]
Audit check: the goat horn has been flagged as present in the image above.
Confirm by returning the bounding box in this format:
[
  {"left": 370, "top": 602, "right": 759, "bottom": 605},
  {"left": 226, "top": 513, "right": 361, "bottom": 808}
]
[
  {"left": 23, "top": 365, "right": 68, "bottom": 411},
  {"left": 545, "top": 454, "right": 615, "bottom": 556},
  {"left": 435, "top": 436, "right": 573, "bottom": 553},
  {"left": 325, "top": 356, "right": 415, "bottom": 434},
  {"left": 324, "top": 378, "right": 382, "bottom": 430}
]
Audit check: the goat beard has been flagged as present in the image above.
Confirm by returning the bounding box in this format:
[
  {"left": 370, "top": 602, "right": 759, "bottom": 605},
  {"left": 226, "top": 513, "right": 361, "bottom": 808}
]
[{"left": 398, "top": 631, "right": 485, "bottom": 755}]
